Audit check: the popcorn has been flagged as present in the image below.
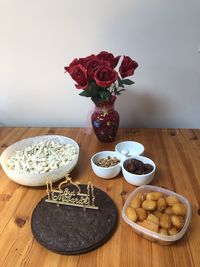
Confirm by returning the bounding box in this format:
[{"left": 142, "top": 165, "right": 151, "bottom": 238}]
[{"left": 6, "top": 140, "right": 77, "bottom": 174}]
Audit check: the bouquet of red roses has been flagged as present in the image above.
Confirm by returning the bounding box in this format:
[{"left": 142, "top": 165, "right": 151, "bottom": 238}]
[{"left": 64, "top": 51, "right": 138, "bottom": 104}]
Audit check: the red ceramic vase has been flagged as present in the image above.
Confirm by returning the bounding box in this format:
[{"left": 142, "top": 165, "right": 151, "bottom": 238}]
[{"left": 91, "top": 96, "right": 120, "bottom": 143}]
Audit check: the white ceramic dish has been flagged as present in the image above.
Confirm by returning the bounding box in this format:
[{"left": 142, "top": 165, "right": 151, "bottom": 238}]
[
  {"left": 121, "top": 156, "right": 156, "bottom": 186},
  {"left": 115, "top": 141, "right": 144, "bottom": 158},
  {"left": 122, "top": 185, "right": 192, "bottom": 245},
  {"left": 91, "top": 151, "right": 121, "bottom": 179},
  {"left": 0, "top": 135, "right": 79, "bottom": 186}
]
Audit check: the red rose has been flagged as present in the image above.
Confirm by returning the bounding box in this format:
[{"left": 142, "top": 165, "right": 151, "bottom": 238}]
[
  {"left": 79, "top": 54, "right": 94, "bottom": 67},
  {"left": 67, "top": 64, "right": 88, "bottom": 89},
  {"left": 97, "top": 51, "right": 120, "bottom": 69},
  {"left": 119, "top": 56, "right": 138, "bottom": 78},
  {"left": 80, "top": 55, "right": 102, "bottom": 79},
  {"left": 94, "top": 65, "right": 118, "bottom": 87},
  {"left": 64, "top": 58, "right": 79, "bottom": 72}
]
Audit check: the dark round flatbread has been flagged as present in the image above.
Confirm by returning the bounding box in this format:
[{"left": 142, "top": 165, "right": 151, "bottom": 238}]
[{"left": 31, "top": 185, "right": 118, "bottom": 255}]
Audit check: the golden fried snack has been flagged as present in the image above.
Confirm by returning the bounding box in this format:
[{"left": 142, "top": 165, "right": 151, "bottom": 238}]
[
  {"left": 160, "top": 213, "right": 172, "bottom": 230},
  {"left": 159, "top": 228, "right": 168, "bottom": 235},
  {"left": 164, "top": 207, "right": 174, "bottom": 215},
  {"left": 146, "top": 191, "right": 163, "bottom": 201},
  {"left": 157, "top": 197, "right": 167, "bottom": 211},
  {"left": 130, "top": 197, "right": 142, "bottom": 209},
  {"left": 142, "top": 200, "right": 157, "bottom": 211},
  {"left": 172, "top": 203, "right": 186, "bottom": 216},
  {"left": 138, "top": 220, "right": 159, "bottom": 232},
  {"left": 166, "top": 195, "right": 180, "bottom": 206},
  {"left": 136, "top": 192, "right": 146, "bottom": 202},
  {"left": 168, "top": 226, "right": 179, "bottom": 236},
  {"left": 147, "top": 214, "right": 159, "bottom": 225},
  {"left": 135, "top": 207, "right": 147, "bottom": 221},
  {"left": 153, "top": 210, "right": 163, "bottom": 220},
  {"left": 126, "top": 207, "right": 138, "bottom": 222},
  {"left": 170, "top": 215, "right": 184, "bottom": 229}
]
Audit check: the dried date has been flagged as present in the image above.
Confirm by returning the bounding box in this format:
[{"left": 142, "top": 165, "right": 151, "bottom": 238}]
[{"left": 124, "top": 158, "right": 153, "bottom": 175}]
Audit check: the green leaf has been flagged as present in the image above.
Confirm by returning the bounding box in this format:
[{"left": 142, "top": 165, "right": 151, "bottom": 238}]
[
  {"left": 79, "top": 90, "right": 92, "bottom": 97},
  {"left": 99, "top": 90, "right": 111, "bottom": 101},
  {"left": 122, "top": 79, "right": 135, "bottom": 85},
  {"left": 118, "top": 77, "right": 125, "bottom": 88},
  {"left": 118, "top": 89, "right": 126, "bottom": 93},
  {"left": 115, "top": 89, "right": 126, "bottom": 95}
]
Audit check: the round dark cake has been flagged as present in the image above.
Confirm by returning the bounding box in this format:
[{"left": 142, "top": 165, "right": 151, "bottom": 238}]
[{"left": 31, "top": 185, "right": 118, "bottom": 255}]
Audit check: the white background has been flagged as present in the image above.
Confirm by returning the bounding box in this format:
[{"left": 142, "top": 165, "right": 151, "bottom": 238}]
[{"left": 0, "top": 0, "right": 200, "bottom": 128}]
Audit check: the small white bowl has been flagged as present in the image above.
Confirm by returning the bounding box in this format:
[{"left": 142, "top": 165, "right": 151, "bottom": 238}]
[
  {"left": 121, "top": 156, "right": 156, "bottom": 186},
  {"left": 115, "top": 141, "right": 144, "bottom": 158},
  {"left": 91, "top": 151, "right": 121, "bottom": 179},
  {"left": 0, "top": 135, "right": 79, "bottom": 186}
]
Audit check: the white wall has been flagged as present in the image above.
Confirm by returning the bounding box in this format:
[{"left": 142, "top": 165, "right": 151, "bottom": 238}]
[{"left": 0, "top": 0, "right": 200, "bottom": 128}]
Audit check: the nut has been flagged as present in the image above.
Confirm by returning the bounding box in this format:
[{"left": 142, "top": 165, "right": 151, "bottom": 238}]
[{"left": 96, "top": 156, "right": 120, "bottom": 168}]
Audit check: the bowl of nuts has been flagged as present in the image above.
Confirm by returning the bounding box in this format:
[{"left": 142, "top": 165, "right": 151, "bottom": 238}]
[
  {"left": 0, "top": 135, "right": 79, "bottom": 186},
  {"left": 91, "top": 151, "right": 121, "bottom": 179},
  {"left": 122, "top": 185, "right": 191, "bottom": 245},
  {"left": 122, "top": 156, "right": 156, "bottom": 186}
]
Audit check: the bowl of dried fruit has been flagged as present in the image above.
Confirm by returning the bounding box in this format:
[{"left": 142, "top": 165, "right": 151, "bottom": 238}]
[
  {"left": 122, "top": 156, "right": 156, "bottom": 186},
  {"left": 0, "top": 135, "right": 79, "bottom": 186},
  {"left": 122, "top": 185, "right": 191, "bottom": 245},
  {"left": 91, "top": 151, "right": 121, "bottom": 179}
]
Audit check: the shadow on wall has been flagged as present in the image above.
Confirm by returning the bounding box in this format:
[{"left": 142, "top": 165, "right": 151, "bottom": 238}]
[{"left": 116, "top": 89, "right": 169, "bottom": 128}]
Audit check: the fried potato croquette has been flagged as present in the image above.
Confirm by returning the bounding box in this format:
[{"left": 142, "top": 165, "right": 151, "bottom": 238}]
[
  {"left": 142, "top": 200, "right": 157, "bottom": 211},
  {"left": 170, "top": 215, "right": 184, "bottom": 229},
  {"left": 153, "top": 210, "right": 163, "bottom": 220},
  {"left": 136, "top": 192, "right": 146, "bottom": 202},
  {"left": 130, "top": 197, "right": 142, "bottom": 209},
  {"left": 138, "top": 220, "right": 159, "bottom": 232},
  {"left": 160, "top": 213, "right": 171, "bottom": 229},
  {"left": 172, "top": 203, "right": 186, "bottom": 216},
  {"left": 135, "top": 207, "right": 147, "bottom": 221},
  {"left": 168, "top": 226, "right": 179, "bottom": 236},
  {"left": 166, "top": 195, "right": 180, "bottom": 206},
  {"left": 126, "top": 207, "right": 138, "bottom": 222},
  {"left": 164, "top": 207, "right": 174, "bottom": 215},
  {"left": 157, "top": 197, "right": 167, "bottom": 211},
  {"left": 147, "top": 214, "right": 159, "bottom": 225},
  {"left": 159, "top": 228, "right": 168, "bottom": 235},
  {"left": 146, "top": 191, "right": 163, "bottom": 201}
]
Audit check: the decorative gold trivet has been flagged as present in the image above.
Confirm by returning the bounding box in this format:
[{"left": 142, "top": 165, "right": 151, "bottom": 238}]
[{"left": 45, "top": 174, "right": 99, "bottom": 210}]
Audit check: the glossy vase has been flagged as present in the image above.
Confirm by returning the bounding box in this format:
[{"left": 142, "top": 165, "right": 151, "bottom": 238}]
[{"left": 91, "top": 96, "right": 120, "bottom": 143}]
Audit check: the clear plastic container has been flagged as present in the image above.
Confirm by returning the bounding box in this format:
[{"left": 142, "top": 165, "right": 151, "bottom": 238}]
[{"left": 122, "top": 185, "right": 192, "bottom": 245}]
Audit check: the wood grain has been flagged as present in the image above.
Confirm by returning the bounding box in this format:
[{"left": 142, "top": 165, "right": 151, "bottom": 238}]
[{"left": 0, "top": 128, "right": 200, "bottom": 267}]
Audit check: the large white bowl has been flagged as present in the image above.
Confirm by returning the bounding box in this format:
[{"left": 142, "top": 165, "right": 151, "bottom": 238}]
[{"left": 0, "top": 135, "right": 79, "bottom": 186}]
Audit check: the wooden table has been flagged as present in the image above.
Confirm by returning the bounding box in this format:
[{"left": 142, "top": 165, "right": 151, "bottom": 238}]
[{"left": 0, "top": 127, "right": 200, "bottom": 267}]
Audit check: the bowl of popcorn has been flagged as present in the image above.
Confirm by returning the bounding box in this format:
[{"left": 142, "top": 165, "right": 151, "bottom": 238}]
[
  {"left": 0, "top": 135, "right": 79, "bottom": 186},
  {"left": 122, "top": 185, "right": 191, "bottom": 245},
  {"left": 91, "top": 151, "right": 121, "bottom": 179}
]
